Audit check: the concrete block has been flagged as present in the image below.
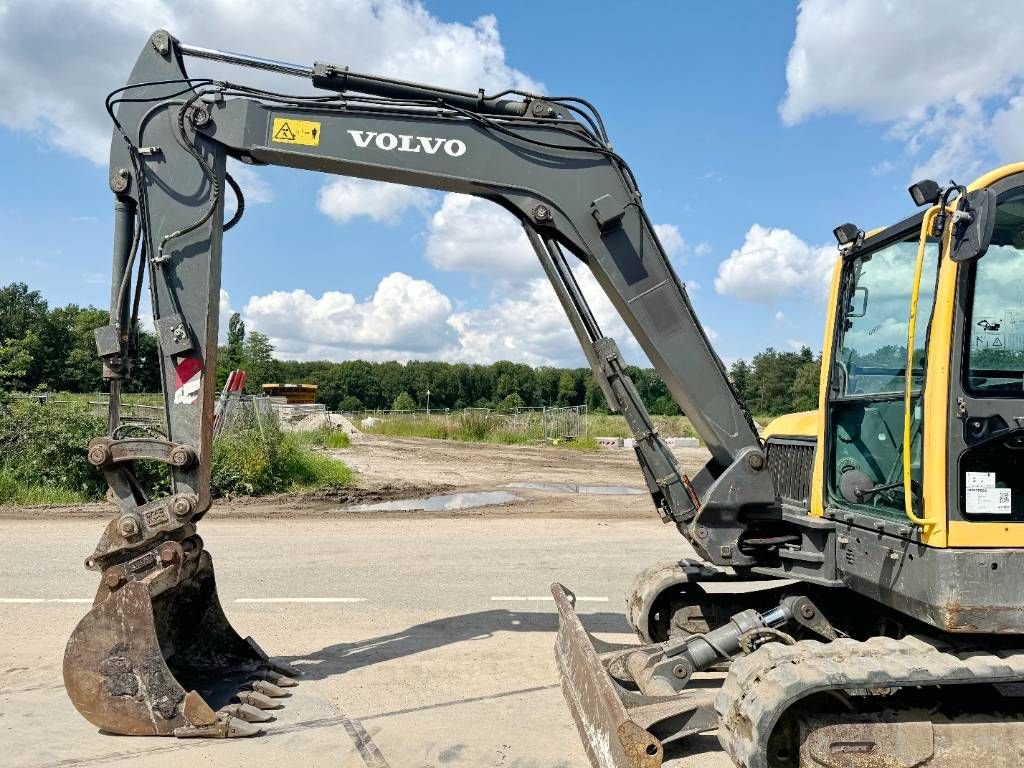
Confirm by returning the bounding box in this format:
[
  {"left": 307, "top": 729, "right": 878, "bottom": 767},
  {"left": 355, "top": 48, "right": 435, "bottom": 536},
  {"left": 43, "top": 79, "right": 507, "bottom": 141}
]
[{"left": 667, "top": 437, "right": 700, "bottom": 449}]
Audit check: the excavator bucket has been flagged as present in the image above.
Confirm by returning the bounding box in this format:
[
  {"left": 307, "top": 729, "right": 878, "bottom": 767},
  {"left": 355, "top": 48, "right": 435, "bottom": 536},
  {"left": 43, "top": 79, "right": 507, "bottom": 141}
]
[
  {"left": 63, "top": 537, "right": 296, "bottom": 737},
  {"left": 552, "top": 583, "right": 718, "bottom": 768}
]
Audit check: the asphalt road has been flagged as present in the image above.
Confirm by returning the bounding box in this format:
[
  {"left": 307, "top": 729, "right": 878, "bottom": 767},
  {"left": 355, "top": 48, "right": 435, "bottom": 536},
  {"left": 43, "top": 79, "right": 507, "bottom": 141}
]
[{"left": 0, "top": 516, "right": 731, "bottom": 768}]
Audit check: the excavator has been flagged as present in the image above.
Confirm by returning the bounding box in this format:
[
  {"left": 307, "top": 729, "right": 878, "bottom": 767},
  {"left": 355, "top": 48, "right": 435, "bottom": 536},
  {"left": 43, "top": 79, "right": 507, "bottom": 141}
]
[{"left": 65, "top": 28, "right": 1024, "bottom": 767}]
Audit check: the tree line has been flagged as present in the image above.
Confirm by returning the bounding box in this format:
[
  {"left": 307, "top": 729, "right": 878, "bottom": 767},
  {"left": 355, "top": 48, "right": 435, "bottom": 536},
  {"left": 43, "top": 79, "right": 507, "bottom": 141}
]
[{"left": 1, "top": 282, "right": 821, "bottom": 417}]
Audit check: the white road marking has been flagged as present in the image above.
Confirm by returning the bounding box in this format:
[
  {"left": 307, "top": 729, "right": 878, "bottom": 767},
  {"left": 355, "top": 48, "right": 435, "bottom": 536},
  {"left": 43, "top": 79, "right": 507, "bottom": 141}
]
[
  {"left": 491, "top": 595, "right": 609, "bottom": 602},
  {"left": 0, "top": 598, "right": 92, "bottom": 604},
  {"left": 234, "top": 597, "right": 367, "bottom": 603}
]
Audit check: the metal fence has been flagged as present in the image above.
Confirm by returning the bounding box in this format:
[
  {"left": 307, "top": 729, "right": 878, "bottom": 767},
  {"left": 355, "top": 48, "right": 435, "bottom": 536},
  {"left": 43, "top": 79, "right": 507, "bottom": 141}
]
[
  {"left": 214, "top": 394, "right": 276, "bottom": 437},
  {"left": 541, "top": 405, "right": 587, "bottom": 440}
]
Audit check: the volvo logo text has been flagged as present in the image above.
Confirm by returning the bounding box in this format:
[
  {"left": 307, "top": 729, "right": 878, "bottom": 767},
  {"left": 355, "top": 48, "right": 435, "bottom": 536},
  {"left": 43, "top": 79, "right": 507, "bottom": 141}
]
[{"left": 347, "top": 130, "right": 466, "bottom": 157}]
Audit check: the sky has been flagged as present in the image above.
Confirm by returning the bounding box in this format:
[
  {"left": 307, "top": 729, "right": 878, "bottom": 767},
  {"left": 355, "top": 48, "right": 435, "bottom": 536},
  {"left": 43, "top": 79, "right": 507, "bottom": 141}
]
[{"left": 2, "top": 0, "right": 1023, "bottom": 368}]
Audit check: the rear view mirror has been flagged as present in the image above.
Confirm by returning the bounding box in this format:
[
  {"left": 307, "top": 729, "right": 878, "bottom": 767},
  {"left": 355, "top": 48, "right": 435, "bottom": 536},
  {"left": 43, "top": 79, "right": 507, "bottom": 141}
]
[{"left": 951, "top": 188, "right": 997, "bottom": 262}]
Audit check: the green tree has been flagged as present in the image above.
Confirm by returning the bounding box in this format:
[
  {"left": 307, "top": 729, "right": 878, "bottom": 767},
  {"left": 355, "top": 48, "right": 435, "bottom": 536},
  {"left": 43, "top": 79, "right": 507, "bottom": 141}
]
[
  {"left": 495, "top": 372, "right": 517, "bottom": 401},
  {"left": 392, "top": 391, "right": 416, "bottom": 410},
  {"left": 218, "top": 313, "right": 246, "bottom": 388},
  {"left": 729, "top": 359, "right": 753, "bottom": 405},
  {"left": 749, "top": 346, "right": 814, "bottom": 415},
  {"left": 535, "top": 366, "right": 561, "bottom": 405},
  {"left": 790, "top": 359, "right": 822, "bottom": 411},
  {"left": 243, "top": 330, "right": 275, "bottom": 391},
  {"left": 651, "top": 395, "right": 681, "bottom": 416},
  {"left": 0, "top": 282, "right": 52, "bottom": 390},
  {"left": 128, "top": 329, "right": 162, "bottom": 393},
  {"left": 49, "top": 305, "right": 108, "bottom": 392},
  {"left": 338, "top": 395, "right": 363, "bottom": 411},
  {"left": 0, "top": 338, "right": 33, "bottom": 391},
  {"left": 556, "top": 371, "right": 578, "bottom": 406},
  {"left": 0, "top": 282, "right": 48, "bottom": 339},
  {"left": 497, "top": 392, "right": 524, "bottom": 412},
  {"left": 585, "top": 376, "right": 608, "bottom": 413}
]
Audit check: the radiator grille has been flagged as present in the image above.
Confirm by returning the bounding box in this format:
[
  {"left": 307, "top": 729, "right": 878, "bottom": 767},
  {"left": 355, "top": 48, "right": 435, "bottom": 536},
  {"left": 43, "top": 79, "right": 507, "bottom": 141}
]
[{"left": 765, "top": 438, "right": 816, "bottom": 509}]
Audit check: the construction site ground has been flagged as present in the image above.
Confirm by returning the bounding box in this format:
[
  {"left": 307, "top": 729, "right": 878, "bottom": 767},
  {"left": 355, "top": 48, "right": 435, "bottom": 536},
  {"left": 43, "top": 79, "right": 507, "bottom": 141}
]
[{"left": 0, "top": 434, "right": 733, "bottom": 767}]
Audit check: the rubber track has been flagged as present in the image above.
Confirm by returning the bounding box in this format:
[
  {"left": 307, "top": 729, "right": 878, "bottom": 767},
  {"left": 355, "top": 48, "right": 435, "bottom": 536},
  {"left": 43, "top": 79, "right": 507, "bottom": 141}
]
[{"left": 714, "top": 635, "right": 1024, "bottom": 768}]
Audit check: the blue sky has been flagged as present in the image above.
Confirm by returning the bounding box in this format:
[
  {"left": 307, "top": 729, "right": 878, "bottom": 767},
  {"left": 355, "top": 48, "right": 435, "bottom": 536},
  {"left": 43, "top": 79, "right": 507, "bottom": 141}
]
[{"left": 2, "top": 1, "right": 1022, "bottom": 367}]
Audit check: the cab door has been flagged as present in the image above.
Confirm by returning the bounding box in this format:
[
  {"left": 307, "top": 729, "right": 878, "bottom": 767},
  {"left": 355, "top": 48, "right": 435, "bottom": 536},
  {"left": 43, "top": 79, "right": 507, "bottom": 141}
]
[
  {"left": 825, "top": 223, "right": 939, "bottom": 524},
  {"left": 946, "top": 180, "right": 1024, "bottom": 544}
]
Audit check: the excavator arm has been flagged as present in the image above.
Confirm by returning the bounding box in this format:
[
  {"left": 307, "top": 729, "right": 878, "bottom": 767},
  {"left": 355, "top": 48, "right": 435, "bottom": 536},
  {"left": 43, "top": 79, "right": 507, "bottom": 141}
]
[
  {"left": 65, "top": 29, "right": 779, "bottom": 751},
  {"left": 94, "top": 30, "right": 773, "bottom": 566}
]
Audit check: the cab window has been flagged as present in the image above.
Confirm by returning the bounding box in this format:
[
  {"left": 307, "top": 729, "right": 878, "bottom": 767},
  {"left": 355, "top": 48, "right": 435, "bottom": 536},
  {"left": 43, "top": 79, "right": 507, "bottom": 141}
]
[
  {"left": 837, "top": 238, "right": 939, "bottom": 396},
  {"left": 965, "top": 187, "right": 1024, "bottom": 396}
]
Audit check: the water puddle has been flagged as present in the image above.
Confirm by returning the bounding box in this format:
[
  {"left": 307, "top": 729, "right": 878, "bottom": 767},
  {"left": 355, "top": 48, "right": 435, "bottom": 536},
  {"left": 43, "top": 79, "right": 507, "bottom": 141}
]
[
  {"left": 346, "top": 490, "right": 522, "bottom": 512},
  {"left": 505, "top": 482, "right": 646, "bottom": 496}
]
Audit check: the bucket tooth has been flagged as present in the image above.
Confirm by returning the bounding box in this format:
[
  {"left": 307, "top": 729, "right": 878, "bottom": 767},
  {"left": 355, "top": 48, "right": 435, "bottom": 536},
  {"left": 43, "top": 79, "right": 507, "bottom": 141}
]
[
  {"left": 220, "top": 703, "right": 275, "bottom": 723},
  {"left": 265, "top": 659, "right": 301, "bottom": 678},
  {"left": 174, "top": 713, "right": 264, "bottom": 738},
  {"left": 63, "top": 543, "right": 278, "bottom": 737},
  {"left": 236, "top": 689, "right": 283, "bottom": 709},
  {"left": 249, "top": 679, "right": 291, "bottom": 698},
  {"left": 246, "top": 636, "right": 302, "bottom": 678},
  {"left": 253, "top": 669, "right": 297, "bottom": 688}
]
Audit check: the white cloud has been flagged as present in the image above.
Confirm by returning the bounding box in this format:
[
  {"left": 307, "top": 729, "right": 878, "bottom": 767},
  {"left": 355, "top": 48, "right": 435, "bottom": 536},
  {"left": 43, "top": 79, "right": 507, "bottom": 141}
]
[
  {"left": 447, "top": 266, "right": 644, "bottom": 366},
  {"left": 714, "top": 224, "right": 836, "bottom": 303},
  {"left": 424, "top": 194, "right": 535, "bottom": 278},
  {"left": 227, "top": 160, "right": 273, "bottom": 205},
  {"left": 871, "top": 160, "right": 894, "bottom": 177},
  {"left": 781, "top": 0, "right": 1024, "bottom": 180},
  {"left": 447, "top": 279, "right": 579, "bottom": 366},
  {"left": 217, "top": 288, "right": 234, "bottom": 343},
  {"left": 318, "top": 178, "right": 434, "bottom": 224},
  {"left": 424, "top": 196, "right": 691, "bottom": 280},
  {"left": 787, "top": 339, "right": 808, "bottom": 352},
  {"left": 243, "top": 273, "right": 455, "bottom": 359},
  {"left": 83, "top": 272, "right": 106, "bottom": 285},
  {"left": 991, "top": 95, "right": 1024, "bottom": 160},
  {"left": 234, "top": 259, "right": 648, "bottom": 367},
  {"left": 693, "top": 242, "right": 712, "bottom": 257},
  {"left": 653, "top": 224, "right": 685, "bottom": 258},
  {"left": 0, "top": 1, "right": 540, "bottom": 166}
]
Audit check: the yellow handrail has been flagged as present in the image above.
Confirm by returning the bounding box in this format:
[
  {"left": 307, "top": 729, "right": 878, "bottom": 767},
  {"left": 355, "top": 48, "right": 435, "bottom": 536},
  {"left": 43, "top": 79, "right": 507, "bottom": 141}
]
[{"left": 902, "top": 207, "right": 946, "bottom": 527}]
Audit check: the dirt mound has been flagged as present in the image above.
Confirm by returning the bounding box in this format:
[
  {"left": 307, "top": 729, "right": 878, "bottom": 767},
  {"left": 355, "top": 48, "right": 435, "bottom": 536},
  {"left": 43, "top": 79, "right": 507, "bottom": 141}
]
[{"left": 290, "top": 411, "right": 362, "bottom": 436}]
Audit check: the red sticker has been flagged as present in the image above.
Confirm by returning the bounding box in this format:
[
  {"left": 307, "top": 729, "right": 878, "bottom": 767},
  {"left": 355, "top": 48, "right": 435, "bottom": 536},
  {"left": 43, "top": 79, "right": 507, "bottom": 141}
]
[{"left": 174, "top": 356, "right": 203, "bottom": 404}]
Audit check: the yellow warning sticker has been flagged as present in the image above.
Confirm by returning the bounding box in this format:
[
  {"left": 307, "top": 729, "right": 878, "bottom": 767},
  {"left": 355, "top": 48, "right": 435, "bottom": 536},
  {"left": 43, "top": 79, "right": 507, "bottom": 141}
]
[{"left": 271, "top": 117, "right": 321, "bottom": 146}]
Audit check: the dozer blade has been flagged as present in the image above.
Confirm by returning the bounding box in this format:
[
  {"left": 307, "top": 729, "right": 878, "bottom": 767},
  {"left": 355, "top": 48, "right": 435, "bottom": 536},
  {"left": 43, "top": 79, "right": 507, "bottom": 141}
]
[
  {"left": 552, "top": 583, "right": 718, "bottom": 768},
  {"left": 63, "top": 540, "right": 289, "bottom": 737}
]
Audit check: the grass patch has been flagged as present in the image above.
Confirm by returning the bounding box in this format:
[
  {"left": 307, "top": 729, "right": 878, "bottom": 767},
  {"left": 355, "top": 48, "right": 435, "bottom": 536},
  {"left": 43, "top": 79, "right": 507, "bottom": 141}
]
[
  {"left": 556, "top": 435, "right": 601, "bottom": 451},
  {"left": 585, "top": 413, "right": 699, "bottom": 439},
  {"left": 364, "top": 411, "right": 543, "bottom": 444},
  {"left": 291, "top": 427, "right": 351, "bottom": 449},
  {"left": 276, "top": 437, "right": 354, "bottom": 488},
  {"left": 0, "top": 397, "right": 354, "bottom": 504},
  {"left": 362, "top": 411, "right": 605, "bottom": 449},
  {"left": 361, "top": 411, "right": 711, "bottom": 447},
  {"left": 211, "top": 418, "right": 353, "bottom": 497},
  {"left": 0, "top": 469, "right": 91, "bottom": 505}
]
